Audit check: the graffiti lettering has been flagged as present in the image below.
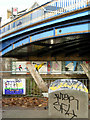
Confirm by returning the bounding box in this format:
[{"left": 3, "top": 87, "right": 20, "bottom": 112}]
[
  {"left": 53, "top": 92, "right": 79, "bottom": 120},
  {"left": 49, "top": 79, "right": 88, "bottom": 93}
]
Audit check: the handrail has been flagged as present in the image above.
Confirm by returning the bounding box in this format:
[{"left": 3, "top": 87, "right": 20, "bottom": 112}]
[{"left": 1, "top": 0, "right": 90, "bottom": 38}]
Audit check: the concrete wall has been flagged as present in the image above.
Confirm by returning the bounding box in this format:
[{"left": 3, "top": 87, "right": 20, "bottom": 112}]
[
  {"left": 49, "top": 90, "right": 88, "bottom": 119},
  {"left": 2, "top": 58, "right": 88, "bottom": 79}
]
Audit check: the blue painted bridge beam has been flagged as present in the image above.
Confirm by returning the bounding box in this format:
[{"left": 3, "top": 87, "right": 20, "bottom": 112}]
[
  {"left": 0, "top": 7, "right": 90, "bottom": 58},
  {"left": 1, "top": 14, "right": 90, "bottom": 51}
]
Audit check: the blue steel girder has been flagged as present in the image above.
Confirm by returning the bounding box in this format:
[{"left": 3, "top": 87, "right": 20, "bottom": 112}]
[
  {"left": 0, "top": 8, "right": 90, "bottom": 57},
  {"left": 1, "top": 8, "right": 90, "bottom": 42},
  {"left": 1, "top": 33, "right": 90, "bottom": 59}
]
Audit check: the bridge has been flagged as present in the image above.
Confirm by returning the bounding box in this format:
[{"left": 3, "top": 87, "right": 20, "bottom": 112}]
[
  {"left": 0, "top": 0, "right": 90, "bottom": 61},
  {"left": 0, "top": 0, "right": 90, "bottom": 91}
]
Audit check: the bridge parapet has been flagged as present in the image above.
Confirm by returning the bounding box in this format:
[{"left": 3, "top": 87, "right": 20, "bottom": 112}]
[{"left": 1, "top": 0, "right": 90, "bottom": 38}]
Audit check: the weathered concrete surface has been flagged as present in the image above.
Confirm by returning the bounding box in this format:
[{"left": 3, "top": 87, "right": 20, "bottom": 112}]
[
  {"left": 49, "top": 90, "right": 88, "bottom": 119},
  {"left": 26, "top": 62, "right": 48, "bottom": 92},
  {"left": 2, "top": 58, "right": 88, "bottom": 79},
  {"left": 81, "top": 63, "right": 90, "bottom": 80},
  {"left": 19, "top": 54, "right": 90, "bottom": 61}
]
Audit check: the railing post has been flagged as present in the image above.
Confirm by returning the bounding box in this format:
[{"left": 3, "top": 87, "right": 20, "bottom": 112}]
[
  {"left": 56, "top": 1, "right": 58, "bottom": 14},
  {"left": 69, "top": 0, "right": 71, "bottom": 11}
]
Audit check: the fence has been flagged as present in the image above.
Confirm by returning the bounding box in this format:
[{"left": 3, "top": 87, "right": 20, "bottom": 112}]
[
  {"left": 1, "top": 0, "right": 90, "bottom": 37},
  {"left": 26, "top": 78, "right": 90, "bottom": 97},
  {"left": 26, "top": 78, "right": 54, "bottom": 97}
]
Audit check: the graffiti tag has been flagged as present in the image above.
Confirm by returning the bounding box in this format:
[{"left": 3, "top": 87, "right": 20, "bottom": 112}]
[{"left": 53, "top": 92, "right": 79, "bottom": 120}]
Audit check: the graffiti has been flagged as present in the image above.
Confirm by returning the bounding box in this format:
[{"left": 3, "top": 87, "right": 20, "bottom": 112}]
[
  {"left": 12, "top": 62, "right": 28, "bottom": 74},
  {"left": 16, "top": 65, "right": 28, "bottom": 71},
  {"left": 86, "top": 61, "right": 90, "bottom": 64},
  {"left": 12, "top": 61, "right": 84, "bottom": 74},
  {"left": 17, "top": 65, "right": 22, "bottom": 71},
  {"left": 33, "top": 62, "right": 46, "bottom": 72},
  {"left": 49, "top": 79, "right": 88, "bottom": 93},
  {"left": 12, "top": 61, "right": 47, "bottom": 74},
  {"left": 53, "top": 92, "right": 79, "bottom": 120},
  {"left": 65, "top": 61, "right": 75, "bottom": 71},
  {"left": 47, "top": 61, "right": 51, "bottom": 73},
  {"left": 65, "top": 61, "right": 83, "bottom": 71},
  {"left": 51, "top": 61, "right": 61, "bottom": 73}
]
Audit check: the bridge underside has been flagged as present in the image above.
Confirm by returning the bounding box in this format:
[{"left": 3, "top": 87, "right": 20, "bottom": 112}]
[{"left": 3, "top": 33, "right": 90, "bottom": 61}]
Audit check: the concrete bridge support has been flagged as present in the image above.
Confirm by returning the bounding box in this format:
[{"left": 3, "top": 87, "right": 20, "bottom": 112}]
[
  {"left": 1, "top": 58, "right": 89, "bottom": 93},
  {"left": 26, "top": 62, "right": 48, "bottom": 92},
  {"left": 81, "top": 62, "right": 90, "bottom": 80}
]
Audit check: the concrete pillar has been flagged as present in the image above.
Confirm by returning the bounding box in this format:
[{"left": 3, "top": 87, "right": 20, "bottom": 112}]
[
  {"left": 48, "top": 79, "right": 88, "bottom": 119},
  {"left": 26, "top": 62, "right": 48, "bottom": 92},
  {"left": 81, "top": 62, "right": 90, "bottom": 80}
]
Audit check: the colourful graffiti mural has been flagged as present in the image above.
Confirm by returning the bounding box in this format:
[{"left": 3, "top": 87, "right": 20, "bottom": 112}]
[
  {"left": 12, "top": 61, "right": 84, "bottom": 74},
  {"left": 49, "top": 79, "right": 88, "bottom": 93}
]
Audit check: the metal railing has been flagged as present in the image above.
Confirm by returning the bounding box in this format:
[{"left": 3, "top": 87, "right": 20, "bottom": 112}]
[
  {"left": 1, "top": 0, "right": 90, "bottom": 37},
  {"left": 26, "top": 78, "right": 90, "bottom": 96}
]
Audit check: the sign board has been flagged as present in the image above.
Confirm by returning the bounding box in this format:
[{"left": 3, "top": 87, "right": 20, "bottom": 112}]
[
  {"left": 3, "top": 79, "right": 26, "bottom": 95},
  {"left": 12, "top": 8, "right": 18, "bottom": 16}
]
